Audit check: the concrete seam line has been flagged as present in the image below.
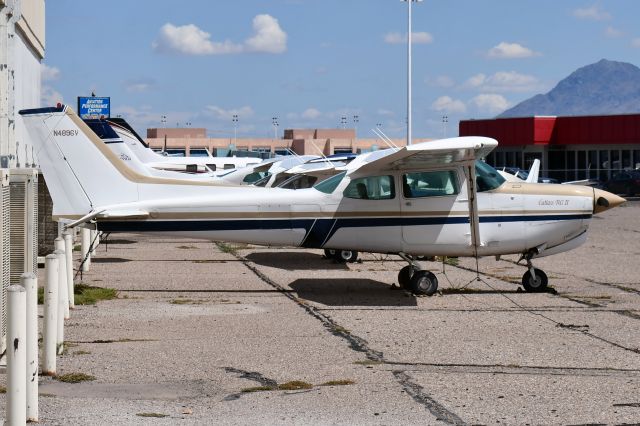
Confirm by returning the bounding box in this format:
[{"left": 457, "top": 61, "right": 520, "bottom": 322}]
[{"left": 232, "top": 248, "right": 466, "bottom": 424}]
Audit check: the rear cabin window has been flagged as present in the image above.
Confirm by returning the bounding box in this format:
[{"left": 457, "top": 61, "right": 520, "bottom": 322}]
[
  {"left": 475, "top": 160, "right": 505, "bottom": 192},
  {"left": 403, "top": 170, "right": 458, "bottom": 198},
  {"left": 344, "top": 176, "right": 395, "bottom": 200}
]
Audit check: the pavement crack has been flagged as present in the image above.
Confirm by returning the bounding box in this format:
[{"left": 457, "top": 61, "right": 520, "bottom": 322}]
[
  {"left": 393, "top": 370, "right": 467, "bottom": 425},
  {"left": 236, "top": 252, "right": 465, "bottom": 424},
  {"left": 221, "top": 367, "right": 278, "bottom": 401}
]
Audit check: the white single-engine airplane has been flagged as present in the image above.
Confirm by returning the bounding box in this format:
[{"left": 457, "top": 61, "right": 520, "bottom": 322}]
[{"left": 21, "top": 105, "right": 625, "bottom": 295}]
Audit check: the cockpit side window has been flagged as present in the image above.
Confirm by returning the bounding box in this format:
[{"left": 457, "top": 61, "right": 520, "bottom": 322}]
[
  {"left": 343, "top": 176, "right": 395, "bottom": 200},
  {"left": 475, "top": 160, "right": 505, "bottom": 192}
]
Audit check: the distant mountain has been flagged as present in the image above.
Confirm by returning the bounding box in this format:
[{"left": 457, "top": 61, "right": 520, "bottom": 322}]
[{"left": 498, "top": 59, "right": 640, "bottom": 117}]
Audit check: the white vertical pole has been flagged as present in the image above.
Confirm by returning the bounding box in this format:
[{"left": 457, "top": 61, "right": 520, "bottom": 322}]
[
  {"left": 63, "top": 232, "right": 75, "bottom": 309},
  {"left": 42, "top": 254, "right": 58, "bottom": 375},
  {"left": 6, "top": 285, "right": 26, "bottom": 426},
  {"left": 407, "top": 0, "right": 413, "bottom": 147},
  {"left": 54, "top": 238, "right": 70, "bottom": 319},
  {"left": 21, "top": 273, "right": 38, "bottom": 422},
  {"left": 81, "top": 228, "right": 91, "bottom": 271},
  {"left": 54, "top": 249, "right": 66, "bottom": 355},
  {"left": 90, "top": 229, "right": 98, "bottom": 253}
]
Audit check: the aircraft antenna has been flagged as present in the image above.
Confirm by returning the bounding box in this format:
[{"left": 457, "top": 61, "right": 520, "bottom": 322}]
[
  {"left": 371, "top": 128, "right": 400, "bottom": 150},
  {"left": 309, "top": 141, "right": 336, "bottom": 168}
]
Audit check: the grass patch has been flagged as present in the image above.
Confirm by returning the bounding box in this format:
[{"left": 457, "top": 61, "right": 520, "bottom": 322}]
[
  {"left": 437, "top": 256, "right": 459, "bottom": 266},
  {"left": 38, "top": 284, "right": 117, "bottom": 305},
  {"left": 0, "top": 386, "right": 5, "bottom": 393},
  {"left": 192, "top": 259, "right": 227, "bottom": 264},
  {"left": 136, "top": 413, "right": 169, "bottom": 418},
  {"left": 241, "top": 386, "right": 275, "bottom": 393},
  {"left": 320, "top": 379, "right": 355, "bottom": 386},
  {"left": 354, "top": 360, "right": 384, "bottom": 366},
  {"left": 176, "top": 245, "right": 197, "bottom": 250},
  {"left": 73, "top": 350, "right": 91, "bottom": 356},
  {"left": 277, "top": 381, "right": 313, "bottom": 391},
  {"left": 216, "top": 242, "right": 237, "bottom": 255},
  {"left": 55, "top": 373, "right": 96, "bottom": 383},
  {"left": 170, "top": 299, "right": 204, "bottom": 305},
  {"left": 331, "top": 325, "right": 350, "bottom": 334},
  {"left": 74, "top": 284, "right": 117, "bottom": 305},
  {"left": 73, "top": 244, "right": 81, "bottom": 252}
]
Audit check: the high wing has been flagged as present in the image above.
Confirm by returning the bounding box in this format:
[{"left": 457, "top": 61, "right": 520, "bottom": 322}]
[{"left": 347, "top": 137, "right": 498, "bottom": 176}]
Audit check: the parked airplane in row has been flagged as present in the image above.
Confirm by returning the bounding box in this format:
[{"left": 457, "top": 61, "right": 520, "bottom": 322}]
[
  {"left": 104, "top": 118, "right": 260, "bottom": 173},
  {"left": 21, "top": 105, "right": 625, "bottom": 295}
]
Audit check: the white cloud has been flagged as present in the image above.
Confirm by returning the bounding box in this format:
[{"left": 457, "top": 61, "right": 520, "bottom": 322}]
[
  {"left": 244, "top": 15, "right": 287, "bottom": 54},
  {"left": 604, "top": 26, "right": 623, "bottom": 38},
  {"left": 572, "top": 5, "right": 611, "bottom": 21},
  {"left": 114, "top": 105, "right": 193, "bottom": 130},
  {"left": 632, "top": 38, "right": 640, "bottom": 48},
  {"left": 463, "top": 71, "right": 544, "bottom": 93},
  {"left": 124, "top": 78, "right": 156, "bottom": 93},
  {"left": 152, "top": 23, "right": 242, "bottom": 55},
  {"left": 41, "top": 86, "right": 63, "bottom": 106},
  {"left": 487, "top": 42, "right": 539, "bottom": 59},
  {"left": 41, "top": 64, "right": 60, "bottom": 81},
  {"left": 469, "top": 94, "right": 509, "bottom": 114},
  {"left": 203, "top": 105, "right": 254, "bottom": 121},
  {"left": 301, "top": 108, "right": 322, "bottom": 119},
  {"left": 377, "top": 109, "right": 395, "bottom": 117},
  {"left": 152, "top": 15, "right": 287, "bottom": 55},
  {"left": 384, "top": 31, "right": 433, "bottom": 44},
  {"left": 431, "top": 96, "right": 467, "bottom": 114}
]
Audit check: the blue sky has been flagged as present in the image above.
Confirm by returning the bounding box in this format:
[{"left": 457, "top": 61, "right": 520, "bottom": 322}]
[{"left": 42, "top": 1, "right": 640, "bottom": 139}]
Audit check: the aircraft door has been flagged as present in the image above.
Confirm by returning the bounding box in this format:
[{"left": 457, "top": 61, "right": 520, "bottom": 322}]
[{"left": 400, "top": 167, "right": 472, "bottom": 255}]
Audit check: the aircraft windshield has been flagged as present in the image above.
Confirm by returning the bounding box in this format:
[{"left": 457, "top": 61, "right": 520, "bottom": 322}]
[
  {"left": 475, "top": 160, "right": 505, "bottom": 192},
  {"left": 313, "top": 171, "right": 346, "bottom": 194}
]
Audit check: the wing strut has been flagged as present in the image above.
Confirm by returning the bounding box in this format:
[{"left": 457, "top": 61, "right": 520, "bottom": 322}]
[{"left": 464, "top": 162, "right": 481, "bottom": 260}]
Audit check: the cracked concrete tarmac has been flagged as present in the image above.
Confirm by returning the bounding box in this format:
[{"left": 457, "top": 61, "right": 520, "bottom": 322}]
[{"left": 1, "top": 201, "right": 639, "bottom": 424}]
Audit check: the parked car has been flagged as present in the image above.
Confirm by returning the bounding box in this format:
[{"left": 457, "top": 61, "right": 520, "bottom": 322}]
[{"left": 603, "top": 170, "right": 640, "bottom": 196}]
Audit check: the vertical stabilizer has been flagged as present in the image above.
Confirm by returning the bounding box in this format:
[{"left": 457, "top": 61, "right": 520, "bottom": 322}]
[{"left": 20, "top": 106, "right": 139, "bottom": 217}]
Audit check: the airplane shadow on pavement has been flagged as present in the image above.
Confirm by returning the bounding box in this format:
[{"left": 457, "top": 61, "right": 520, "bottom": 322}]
[
  {"left": 289, "top": 278, "right": 417, "bottom": 307},
  {"left": 245, "top": 252, "right": 350, "bottom": 270}
]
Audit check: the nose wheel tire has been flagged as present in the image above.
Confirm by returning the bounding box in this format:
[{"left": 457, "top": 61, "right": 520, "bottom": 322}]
[
  {"left": 409, "top": 270, "right": 439, "bottom": 296},
  {"left": 522, "top": 268, "right": 548, "bottom": 292}
]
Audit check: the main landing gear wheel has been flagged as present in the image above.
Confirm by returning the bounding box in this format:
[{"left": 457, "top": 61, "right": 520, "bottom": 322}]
[
  {"left": 522, "top": 268, "right": 548, "bottom": 293},
  {"left": 398, "top": 265, "right": 420, "bottom": 290},
  {"left": 326, "top": 249, "right": 359, "bottom": 263},
  {"left": 324, "top": 249, "right": 336, "bottom": 259},
  {"left": 409, "top": 270, "right": 439, "bottom": 296}
]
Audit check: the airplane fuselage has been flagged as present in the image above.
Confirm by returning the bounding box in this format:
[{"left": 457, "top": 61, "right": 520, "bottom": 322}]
[{"left": 93, "top": 166, "right": 594, "bottom": 258}]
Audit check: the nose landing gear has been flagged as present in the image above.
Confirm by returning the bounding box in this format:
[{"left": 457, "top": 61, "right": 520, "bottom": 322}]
[
  {"left": 398, "top": 253, "right": 439, "bottom": 296},
  {"left": 520, "top": 252, "right": 548, "bottom": 292}
]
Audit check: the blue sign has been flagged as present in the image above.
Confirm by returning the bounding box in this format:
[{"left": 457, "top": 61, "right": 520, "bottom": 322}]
[{"left": 77, "top": 97, "right": 110, "bottom": 118}]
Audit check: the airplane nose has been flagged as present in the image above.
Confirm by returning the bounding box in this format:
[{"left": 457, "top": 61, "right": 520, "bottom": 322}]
[{"left": 593, "top": 188, "right": 626, "bottom": 214}]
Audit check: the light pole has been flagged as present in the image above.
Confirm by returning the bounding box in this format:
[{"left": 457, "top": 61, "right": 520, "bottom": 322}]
[
  {"left": 353, "top": 115, "right": 359, "bottom": 136},
  {"left": 442, "top": 115, "right": 448, "bottom": 138},
  {"left": 272, "top": 117, "right": 279, "bottom": 139},
  {"left": 340, "top": 116, "right": 347, "bottom": 129},
  {"left": 160, "top": 115, "right": 167, "bottom": 127},
  {"left": 232, "top": 114, "right": 238, "bottom": 144},
  {"left": 403, "top": 0, "right": 422, "bottom": 146},
  {"left": 376, "top": 122, "right": 383, "bottom": 129},
  {"left": 160, "top": 115, "right": 167, "bottom": 153}
]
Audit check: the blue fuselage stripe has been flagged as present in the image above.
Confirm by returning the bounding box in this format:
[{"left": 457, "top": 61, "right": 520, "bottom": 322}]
[{"left": 97, "top": 213, "right": 591, "bottom": 248}]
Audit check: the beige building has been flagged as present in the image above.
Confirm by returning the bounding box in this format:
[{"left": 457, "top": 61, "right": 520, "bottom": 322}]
[{"left": 146, "top": 127, "right": 428, "bottom": 157}]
